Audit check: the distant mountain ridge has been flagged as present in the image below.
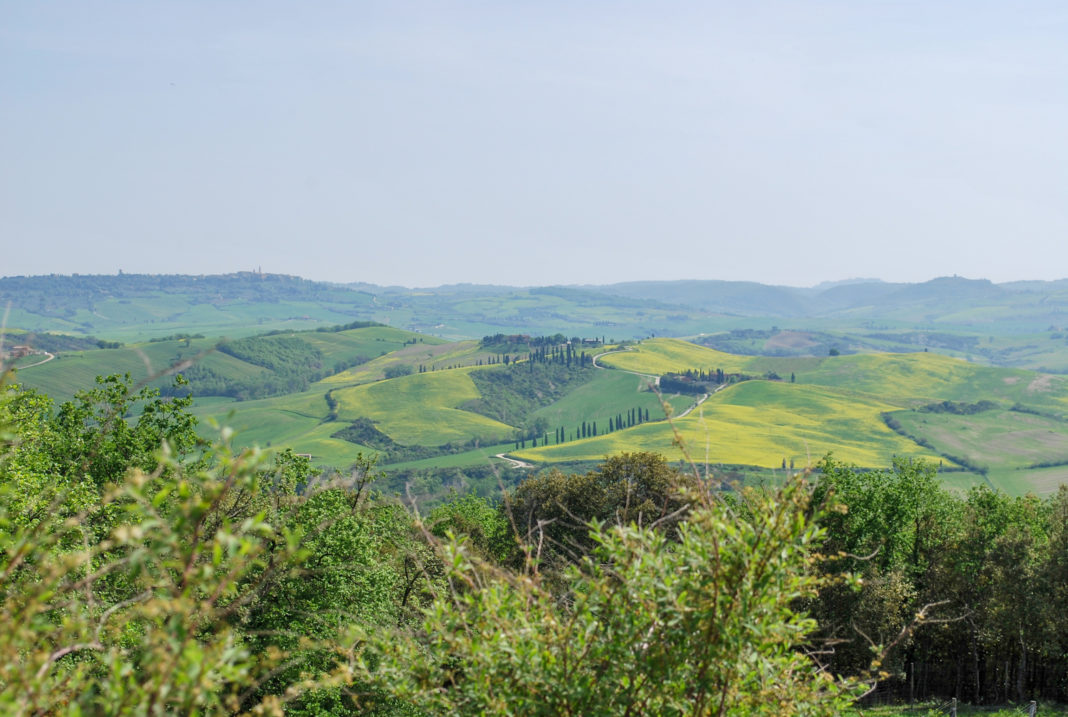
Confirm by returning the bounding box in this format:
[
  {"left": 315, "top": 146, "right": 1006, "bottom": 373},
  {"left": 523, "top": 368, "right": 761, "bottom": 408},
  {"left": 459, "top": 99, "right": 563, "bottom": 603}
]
[{"left": 3, "top": 272, "right": 1068, "bottom": 344}]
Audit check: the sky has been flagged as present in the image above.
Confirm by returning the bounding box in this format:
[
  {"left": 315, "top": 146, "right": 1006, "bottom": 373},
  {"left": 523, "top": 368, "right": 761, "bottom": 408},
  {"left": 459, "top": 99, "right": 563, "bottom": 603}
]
[{"left": 3, "top": 1, "right": 1068, "bottom": 288}]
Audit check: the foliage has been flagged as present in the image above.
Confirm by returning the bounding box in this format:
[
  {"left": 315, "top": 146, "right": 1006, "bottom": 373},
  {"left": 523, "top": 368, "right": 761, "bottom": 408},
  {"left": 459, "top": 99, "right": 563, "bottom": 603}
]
[
  {"left": 7, "top": 361, "right": 1068, "bottom": 712},
  {"left": 384, "top": 363, "right": 414, "bottom": 379},
  {"left": 463, "top": 360, "right": 596, "bottom": 429},
  {"left": 50, "top": 373, "right": 201, "bottom": 489},
  {"left": 354, "top": 475, "right": 863, "bottom": 715},
  {"left": 810, "top": 457, "right": 1068, "bottom": 704},
  {"left": 0, "top": 376, "right": 440, "bottom": 715},
  {"left": 427, "top": 492, "right": 510, "bottom": 562},
  {"left": 500, "top": 452, "right": 696, "bottom": 575}
]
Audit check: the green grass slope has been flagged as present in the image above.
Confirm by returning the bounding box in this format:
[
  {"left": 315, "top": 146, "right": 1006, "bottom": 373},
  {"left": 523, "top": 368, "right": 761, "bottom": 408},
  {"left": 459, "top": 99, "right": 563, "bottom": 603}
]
[
  {"left": 597, "top": 339, "right": 751, "bottom": 375},
  {"left": 893, "top": 408, "right": 1068, "bottom": 495},
  {"left": 530, "top": 370, "right": 691, "bottom": 429},
  {"left": 13, "top": 337, "right": 266, "bottom": 404},
  {"left": 191, "top": 390, "right": 367, "bottom": 468},
  {"left": 796, "top": 352, "right": 1068, "bottom": 413},
  {"left": 331, "top": 368, "right": 515, "bottom": 446},
  {"left": 320, "top": 340, "right": 493, "bottom": 386}
]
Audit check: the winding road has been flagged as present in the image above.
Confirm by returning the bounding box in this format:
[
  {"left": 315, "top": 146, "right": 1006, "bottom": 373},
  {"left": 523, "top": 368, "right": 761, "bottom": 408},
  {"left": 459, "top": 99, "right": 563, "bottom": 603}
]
[
  {"left": 494, "top": 453, "right": 533, "bottom": 469},
  {"left": 494, "top": 344, "right": 722, "bottom": 466},
  {"left": 593, "top": 345, "right": 723, "bottom": 419},
  {"left": 11, "top": 351, "right": 55, "bottom": 369},
  {"left": 591, "top": 346, "right": 660, "bottom": 386},
  {"left": 674, "top": 383, "right": 729, "bottom": 419}
]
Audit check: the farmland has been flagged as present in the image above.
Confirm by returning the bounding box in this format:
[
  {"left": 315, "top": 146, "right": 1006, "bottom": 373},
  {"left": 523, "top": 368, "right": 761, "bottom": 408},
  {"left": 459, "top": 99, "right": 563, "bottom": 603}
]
[
  {"left": 514, "top": 380, "right": 952, "bottom": 473},
  {"left": 14, "top": 324, "right": 1068, "bottom": 496},
  {"left": 10, "top": 277, "right": 1068, "bottom": 497}
]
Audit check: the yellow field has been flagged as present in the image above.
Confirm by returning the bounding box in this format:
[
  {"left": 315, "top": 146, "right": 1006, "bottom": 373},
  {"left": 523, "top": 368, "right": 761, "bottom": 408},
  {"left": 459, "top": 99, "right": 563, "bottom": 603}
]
[
  {"left": 798, "top": 352, "right": 1068, "bottom": 408},
  {"left": 331, "top": 368, "right": 514, "bottom": 445},
  {"left": 598, "top": 338, "right": 751, "bottom": 376},
  {"left": 514, "top": 380, "right": 944, "bottom": 469}
]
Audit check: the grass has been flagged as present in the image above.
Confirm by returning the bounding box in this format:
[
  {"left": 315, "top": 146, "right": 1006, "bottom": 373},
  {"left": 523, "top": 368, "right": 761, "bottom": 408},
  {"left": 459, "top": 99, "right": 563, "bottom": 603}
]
[
  {"left": 331, "top": 368, "right": 515, "bottom": 446},
  {"left": 514, "top": 380, "right": 944, "bottom": 469},
  {"left": 15, "top": 320, "right": 1068, "bottom": 495},
  {"left": 55, "top": 295, "right": 375, "bottom": 343},
  {"left": 319, "top": 340, "right": 497, "bottom": 386},
  {"left": 597, "top": 338, "right": 751, "bottom": 375},
  {"left": 893, "top": 408, "right": 1068, "bottom": 495},
  {"left": 12, "top": 326, "right": 434, "bottom": 404},
  {"left": 191, "top": 390, "right": 371, "bottom": 468},
  {"left": 530, "top": 370, "right": 692, "bottom": 429},
  {"left": 796, "top": 352, "right": 1068, "bottom": 411},
  {"left": 13, "top": 338, "right": 267, "bottom": 403},
  {"left": 290, "top": 326, "right": 442, "bottom": 366}
]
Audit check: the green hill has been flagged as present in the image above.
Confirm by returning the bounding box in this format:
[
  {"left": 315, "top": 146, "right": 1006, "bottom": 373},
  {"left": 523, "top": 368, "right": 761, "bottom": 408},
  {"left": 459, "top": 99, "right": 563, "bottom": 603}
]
[
  {"left": 514, "top": 380, "right": 948, "bottom": 472},
  {"left": 10, "top": 310, "right": 1068, "bottom": 495}
]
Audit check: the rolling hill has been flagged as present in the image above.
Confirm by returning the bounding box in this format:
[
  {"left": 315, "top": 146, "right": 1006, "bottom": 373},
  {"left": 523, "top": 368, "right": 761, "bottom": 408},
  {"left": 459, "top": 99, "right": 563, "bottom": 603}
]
[{"left": 9, "top": 281, "right": 1068, "bottom": 497}]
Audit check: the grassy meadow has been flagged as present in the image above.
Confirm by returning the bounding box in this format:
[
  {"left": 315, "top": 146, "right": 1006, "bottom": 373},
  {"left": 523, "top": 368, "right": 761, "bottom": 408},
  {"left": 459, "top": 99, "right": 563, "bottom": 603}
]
[
  {"left": 598, "top": 338, "right": 751, "bottom": 375},
  {"left": 331, "top": 368, "right": 515, "bottom": 446},
  {"left": 14, "top": 337, "right": 264, "bottom": 403},
  {"left": 892, "top": 408, "right": 1068, "bottom": 495},
  {"left": 191, "top": 390, "right": 367, "bottom": 468},
  {"left": 530, "top": 370, "right": 692, "bottom": 429},
  {"left": 321, "top": 339, "right": 489, "bottom": 386}
]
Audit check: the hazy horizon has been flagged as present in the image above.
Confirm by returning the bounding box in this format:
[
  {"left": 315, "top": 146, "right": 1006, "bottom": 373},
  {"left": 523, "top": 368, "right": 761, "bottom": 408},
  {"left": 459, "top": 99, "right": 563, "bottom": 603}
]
[
  {"left": 3, "top": 269, "right": 1061, "bottom": 293},
  {"left": 5, "top": 2, "right": 1068, "bottom": 287}
]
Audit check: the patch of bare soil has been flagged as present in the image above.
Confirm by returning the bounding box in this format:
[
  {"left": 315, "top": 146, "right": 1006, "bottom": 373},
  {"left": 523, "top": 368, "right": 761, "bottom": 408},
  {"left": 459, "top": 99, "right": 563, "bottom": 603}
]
[
  {"left": 764, "top": 331, "right": 819, "bottom": 350},
  {"left": 1027, "top": 374, "right": 1053, "bottom": 393}
]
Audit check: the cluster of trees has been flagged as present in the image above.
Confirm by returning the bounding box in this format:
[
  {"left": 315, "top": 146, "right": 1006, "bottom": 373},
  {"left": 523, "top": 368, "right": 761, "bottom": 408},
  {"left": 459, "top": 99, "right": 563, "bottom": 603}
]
[
  {"left": 811, "top": 458, "right": 1068, "bottom": 704},
  {"left": 158, "top": 335, "right": 370, "bottom": 401},
  {"left": 660, "top": 369, "right": 795, "bottom": 395},
  {"left": 659, "top": 368, "right": 745, "bottom": 394},
  {"left": 524, "top": 342, "right": 594, "bottom": 368},
  {"left": 147, "top": 332, "right": 205, "bottom": 343},
  {"left": 919, "top": 399, "right": 999, "bottom": 415},
  {"left": 4, "top": 369, "right": 1068, "bottom": 713},
  {"left": 463, "top": 360, "right": 595, "bottom": 429},
  {"left": 517, "top": 407, "right": 653, "bottom": 449},
  {"left": 480, "top": 333, "right": 605, "bottom": 350}
]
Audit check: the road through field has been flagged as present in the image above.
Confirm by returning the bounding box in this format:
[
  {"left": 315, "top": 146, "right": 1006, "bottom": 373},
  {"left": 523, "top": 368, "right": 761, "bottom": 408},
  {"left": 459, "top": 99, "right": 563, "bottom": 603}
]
[
  {"left": 13, "top": 352, "right": 55, "bottom": 369},
  {"left": 594, "top": 346, "right": 726, "bottom": 420},
  {"left": 494, "top": 453, "right": 532, "bottom": 469},
  {"left": 673, "top": 383, "right": 732, "bottom": 419},
  {"left": 592, "top": 347, "right": 659, "bottom": 384}
]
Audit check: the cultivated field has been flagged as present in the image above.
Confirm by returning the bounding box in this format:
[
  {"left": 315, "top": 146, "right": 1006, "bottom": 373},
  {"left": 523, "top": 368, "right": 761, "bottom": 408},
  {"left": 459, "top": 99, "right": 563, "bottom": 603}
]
[{"left": 515, "top": 381, "right": 947, "bottom": 470}]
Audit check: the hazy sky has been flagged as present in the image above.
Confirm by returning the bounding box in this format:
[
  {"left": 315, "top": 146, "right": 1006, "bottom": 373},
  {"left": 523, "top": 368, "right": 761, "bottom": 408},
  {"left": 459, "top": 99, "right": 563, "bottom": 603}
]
[{"left": 3, "top": 2, "right": 1067, "bottom": 287}]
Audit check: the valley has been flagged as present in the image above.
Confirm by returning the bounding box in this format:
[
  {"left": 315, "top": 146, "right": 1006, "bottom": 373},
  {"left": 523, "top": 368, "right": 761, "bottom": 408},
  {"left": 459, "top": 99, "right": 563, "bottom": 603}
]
[{"left": 10, "top": 275, "right": 1068, "bottom": 500}]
